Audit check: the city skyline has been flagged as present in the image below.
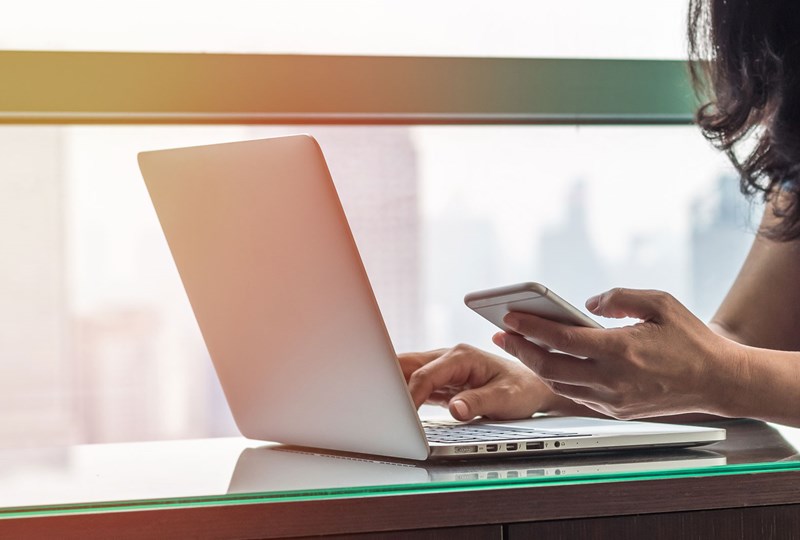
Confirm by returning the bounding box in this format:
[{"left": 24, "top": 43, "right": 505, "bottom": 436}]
[{"left": 0, "top": 124, "right": 751, "bottom": 447}]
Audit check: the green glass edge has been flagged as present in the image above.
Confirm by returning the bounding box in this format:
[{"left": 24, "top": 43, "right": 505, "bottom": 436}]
[{"left": 3, "top": 460, "right": 799, "bottom": 519}]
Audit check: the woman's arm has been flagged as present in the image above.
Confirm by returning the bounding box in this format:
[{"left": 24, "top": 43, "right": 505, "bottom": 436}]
[
  {"left": 710, "top": 204, "right": 800, "bottom": 350},
  {"left": 669, "top": 203, "right": 800, "bottom": 423},
  {"left": 497, "top": 287, "right": 800, "bottom": 426},
  {"left": 400, "top": 204, "right": 800, "bottom": 425}
]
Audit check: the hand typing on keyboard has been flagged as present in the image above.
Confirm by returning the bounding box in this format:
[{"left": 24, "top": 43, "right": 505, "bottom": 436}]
[{"left": 398, "top": 344, "right": 584, "bottom": 422}]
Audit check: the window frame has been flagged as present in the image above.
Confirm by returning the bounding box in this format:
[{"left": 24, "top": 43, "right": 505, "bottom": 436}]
[{"left": 0, "top": 51, "right": 695, "bottom": 125}]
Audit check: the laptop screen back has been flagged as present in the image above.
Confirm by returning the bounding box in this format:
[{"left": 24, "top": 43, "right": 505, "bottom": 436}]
[{"left": 139, "top": 135, "right": 429, "bottom": 460}]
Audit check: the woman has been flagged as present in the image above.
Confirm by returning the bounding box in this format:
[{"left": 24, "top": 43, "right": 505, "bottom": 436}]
[{"left": 399, "top": 0, "right": 800, "bottom": 427}]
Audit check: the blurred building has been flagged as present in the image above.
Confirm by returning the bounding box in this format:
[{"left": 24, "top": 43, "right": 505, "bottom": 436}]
[
  {"left": 0, "top": 127, "right": 73, "bottom": 447},
  {"left": 72, "top": 309, "right": 160, "bottom": 442},
  {"left": 690, "top": 175, "right": 756, "bottom": 321},
  {"left": 537, "top": 181, "right": 609, "bottom": 308},
  {"left": 310, "top": 127, "right": 422, "bottom": 353},
  {"left": 423, "top": 214, "right": 500, "bottom": 347}
]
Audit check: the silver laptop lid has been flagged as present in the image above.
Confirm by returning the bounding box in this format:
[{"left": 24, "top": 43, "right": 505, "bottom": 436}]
[{"left": 139, "top": 135, "right": 429, "bottom": 460}]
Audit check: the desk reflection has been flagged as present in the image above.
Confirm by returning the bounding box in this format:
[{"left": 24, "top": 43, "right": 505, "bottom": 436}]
[{"left": 227, "top": 445, "right": 727, "bottom": 495}]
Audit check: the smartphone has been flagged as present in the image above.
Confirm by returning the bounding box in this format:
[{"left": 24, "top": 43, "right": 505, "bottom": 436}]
[{"left": 464, "top": 282, "right": 603, "bottom": 343}]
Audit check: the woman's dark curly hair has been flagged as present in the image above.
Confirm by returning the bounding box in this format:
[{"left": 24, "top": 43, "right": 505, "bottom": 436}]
[{"left": 688, "top": 0, "right": 800, "bottom": 240}]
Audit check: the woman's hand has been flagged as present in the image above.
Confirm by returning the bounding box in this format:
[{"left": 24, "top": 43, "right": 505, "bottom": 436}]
[
  {"left": 495, "top": 288, "right": 746, "bottom": 420},
  {"left": 398, "top": 344, "right": 562, "bottom": 421}
]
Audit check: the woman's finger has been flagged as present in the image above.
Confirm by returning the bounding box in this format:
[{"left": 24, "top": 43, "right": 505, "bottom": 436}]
[
  {"left": 406, "top": 346, "right": 488, "bottom": 408},
  {"left": 585, "top": 287, "right": 675, "bottom": 322},
  {"left": 397, "top": 348, "right": 449, "bottom": 380},
  {"left": 426, "top": 389, "right": 458, "bottom": 407},
  {"left": 493, "top": 333, "right": 604, "bottom": 386},
  {"left": 449, "top": 382, "right": 538, "bottom": 421},
  {"left": 501, "top": 314, "right": 624, "bottom": 360}
]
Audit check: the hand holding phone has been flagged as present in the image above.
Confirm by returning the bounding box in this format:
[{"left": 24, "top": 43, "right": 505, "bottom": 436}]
[{"left": 465, "top": 282, "right": 602, "bottom": 347}]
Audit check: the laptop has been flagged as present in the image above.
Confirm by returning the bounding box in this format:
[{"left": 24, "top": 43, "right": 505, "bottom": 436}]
[{"left": 138, "top": 134, "right": 725, "bottom": 460}]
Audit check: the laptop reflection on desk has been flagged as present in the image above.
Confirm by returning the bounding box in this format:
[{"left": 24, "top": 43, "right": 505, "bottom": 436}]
[{"left": 227, "top": 444, "right": 726, "bottom": 495}]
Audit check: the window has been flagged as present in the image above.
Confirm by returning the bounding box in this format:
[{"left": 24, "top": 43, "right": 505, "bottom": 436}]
[
  {"left": 1, "top": 1, "right": 756, "bottom": 447},
  {"left": 0, "top": 124, "right": 754, "bottom": 445}
]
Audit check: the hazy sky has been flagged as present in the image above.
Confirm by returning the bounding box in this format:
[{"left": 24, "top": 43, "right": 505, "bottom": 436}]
[{"left": 1, "top": 0, "right": 689, "bottom": 59}]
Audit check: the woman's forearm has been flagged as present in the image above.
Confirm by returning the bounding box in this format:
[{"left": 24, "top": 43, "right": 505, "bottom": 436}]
[
  {"left": 536, "top": 327, "right": 800, "bottom": 427},
  {"left": 717, "top": 346, "right": 800, "bottom": 427},
  {"left": 708, "top": 320, "right": 800, "bottom": 426},
  {"left": 708, "top": 320, "right": 746, "bottom": 344}
]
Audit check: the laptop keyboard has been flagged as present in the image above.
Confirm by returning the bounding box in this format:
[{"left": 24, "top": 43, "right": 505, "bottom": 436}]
[{"left": 422, "top": 421, "right": 580, "bottom": 444}]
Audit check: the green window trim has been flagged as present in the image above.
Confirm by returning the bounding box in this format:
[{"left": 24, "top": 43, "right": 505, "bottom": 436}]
[{"left": 0, "top": 51, "right": 697, "bottom": 125}]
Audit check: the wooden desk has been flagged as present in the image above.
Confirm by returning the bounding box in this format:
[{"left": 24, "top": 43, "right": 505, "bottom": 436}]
[{"left": 2, "top": 420, "right": 799, "bottom": 539}]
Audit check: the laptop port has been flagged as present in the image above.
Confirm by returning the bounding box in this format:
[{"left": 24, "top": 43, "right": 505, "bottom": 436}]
[
  {"left": 506, "top": 443, "right": 518, "bottom": 451},
  {"left": 454, "top": 445, "right": 478, "bottom": 454},
  {"left": 525, "top": 441, "right": 544, "bottom": 450},
  {"left": 485, "top": 444, "right": 498, "bottom": 452}
]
